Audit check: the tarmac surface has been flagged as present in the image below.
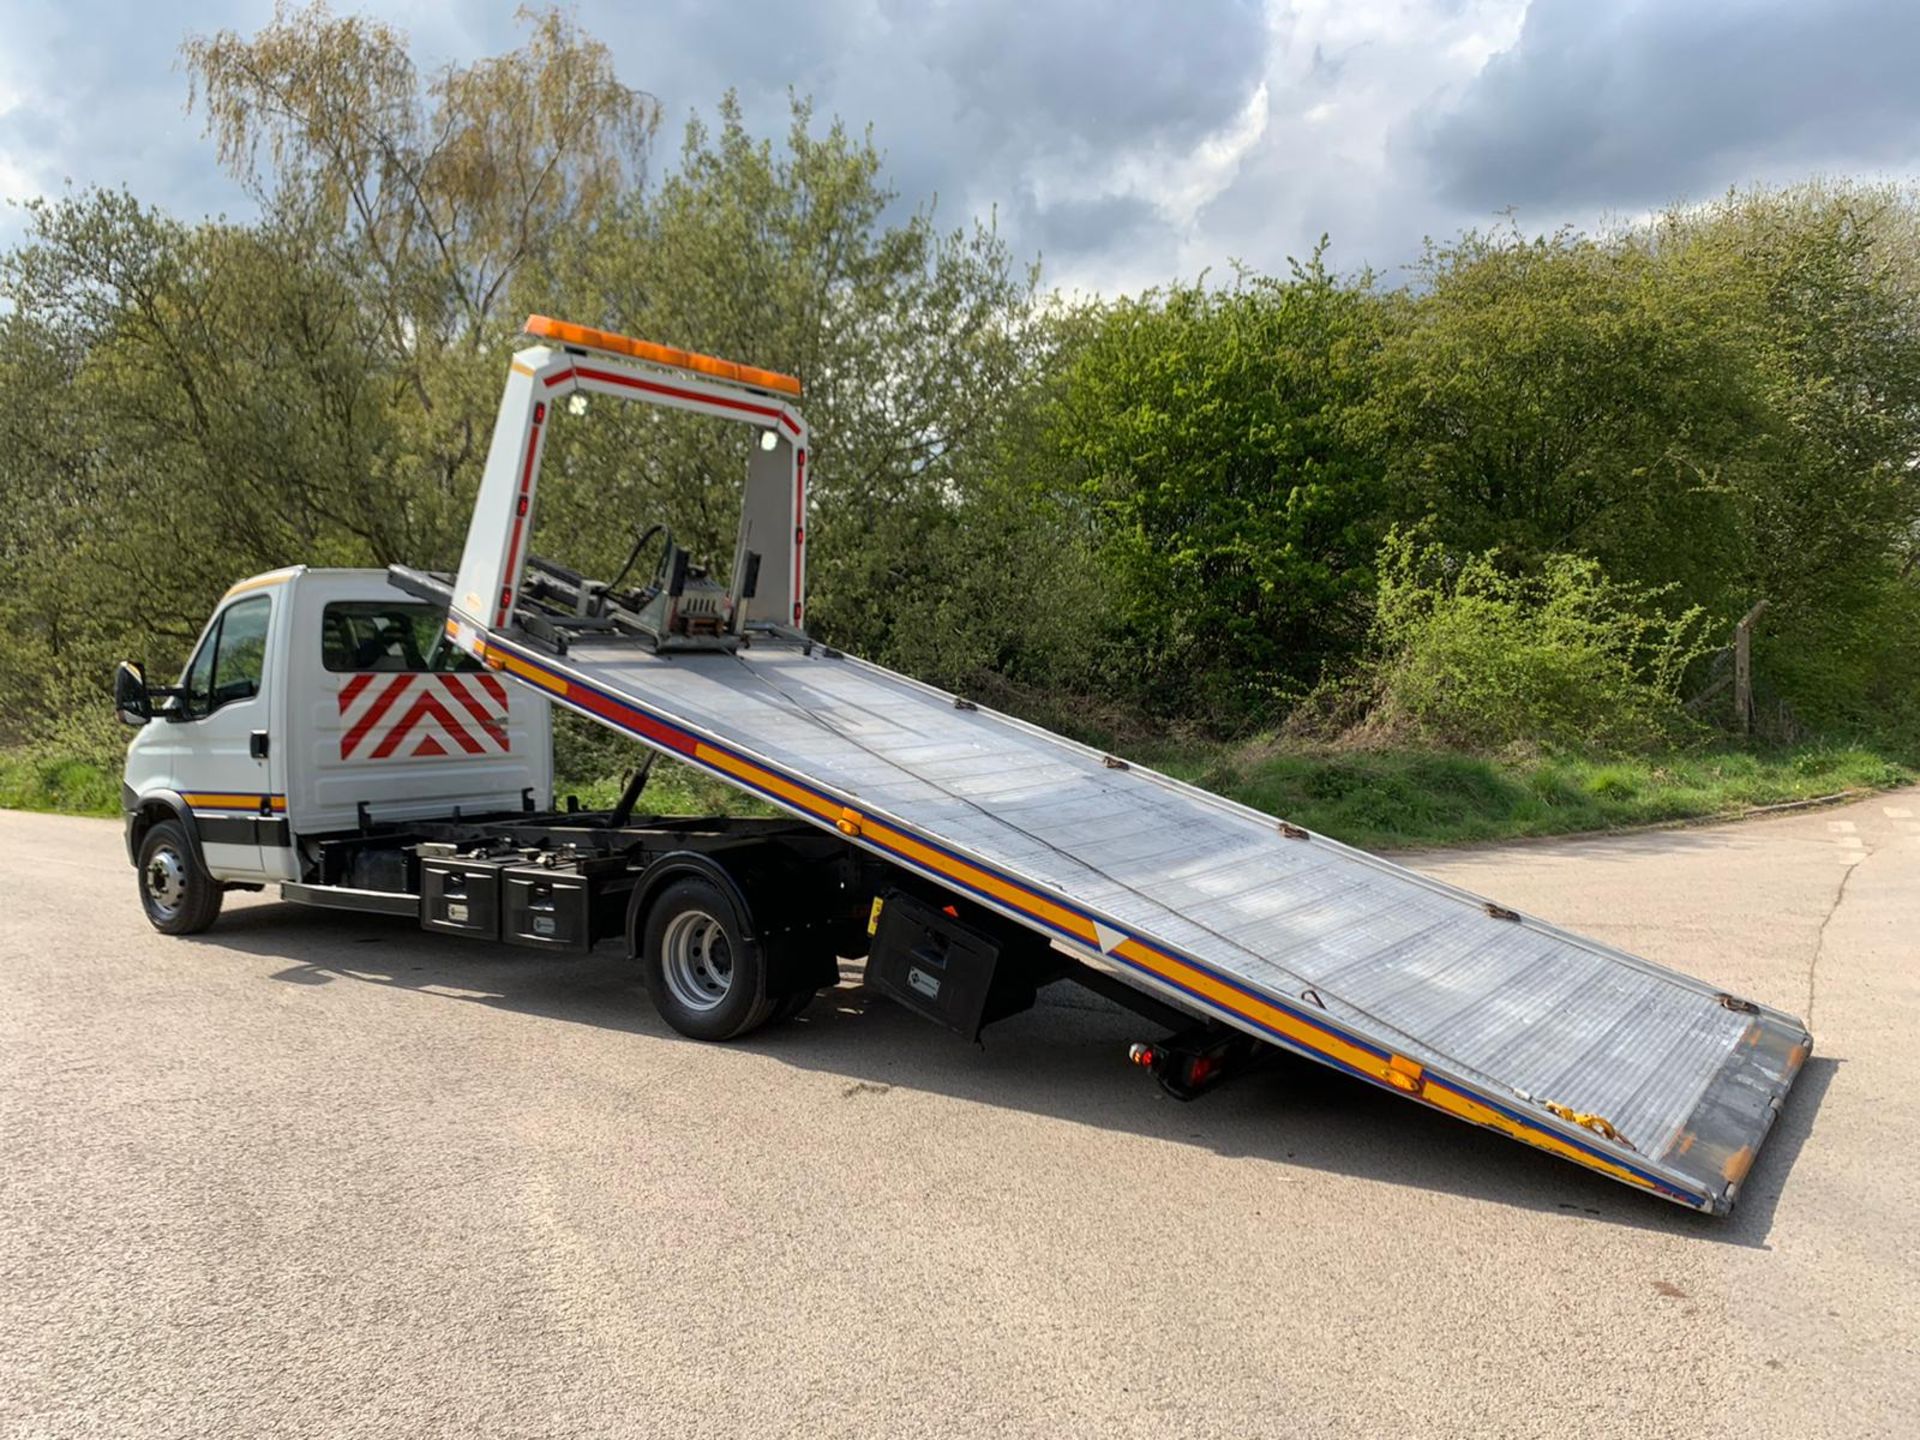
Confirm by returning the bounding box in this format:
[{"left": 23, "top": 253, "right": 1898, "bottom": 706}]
[{"left": 3, "top": 793, "right": 1916, "bottom": 1438}]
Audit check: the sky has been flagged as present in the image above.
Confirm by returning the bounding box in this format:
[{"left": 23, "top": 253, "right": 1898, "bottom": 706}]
[{"left": 1, "top": 0, "right": 1916, "bottom": 295}]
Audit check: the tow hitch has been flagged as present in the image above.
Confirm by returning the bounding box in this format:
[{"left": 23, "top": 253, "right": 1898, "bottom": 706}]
[{"left": 1128, "top": 1024, "right": 1270, "bottom": 1101}]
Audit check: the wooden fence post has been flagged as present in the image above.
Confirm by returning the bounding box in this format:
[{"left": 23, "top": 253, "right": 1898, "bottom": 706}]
[{"left": 1733, "top": 600, "right": 1769, "bottom": 735}]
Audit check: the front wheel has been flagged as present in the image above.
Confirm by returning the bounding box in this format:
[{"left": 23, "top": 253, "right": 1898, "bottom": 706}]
[
  {"left": 641, "top": 878, "right": 773, "bottom": 1041},
  {"left": 137, "top": 820, "right": 224, "bottom": 935}
]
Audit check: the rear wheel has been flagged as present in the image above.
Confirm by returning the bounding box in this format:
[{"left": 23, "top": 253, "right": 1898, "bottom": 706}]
[
  {"left": 641, "top": 878, "right": 774, "bottom": 1041},
  {"left": 137, "top": 820, "right": 223, "bottom": 935}
]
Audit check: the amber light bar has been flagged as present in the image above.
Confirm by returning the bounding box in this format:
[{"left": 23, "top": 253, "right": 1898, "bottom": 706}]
[{"left": 524, "top": 314, "right": 803, "bottom": 397}]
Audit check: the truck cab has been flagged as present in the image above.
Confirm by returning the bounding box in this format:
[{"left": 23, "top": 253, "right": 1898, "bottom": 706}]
[
  {"left": 115, "top": 554, "right": 865, "bottom": 1043},
  {"left": 121, "top": 566, "right": 551, "bottom": 917}
]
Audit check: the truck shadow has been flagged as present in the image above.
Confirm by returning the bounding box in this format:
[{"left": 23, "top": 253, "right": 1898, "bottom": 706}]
[{"left": 216, "top": 900, "right": 1832, "bottom": 1248}]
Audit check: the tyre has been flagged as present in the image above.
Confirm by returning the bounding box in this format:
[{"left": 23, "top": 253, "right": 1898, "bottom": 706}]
[
  {"left": 137, "top": 820, "right": 224, "bottom": 935},
  {"left": 641, "top": 877, "right": 774, "bottom": 1041}
]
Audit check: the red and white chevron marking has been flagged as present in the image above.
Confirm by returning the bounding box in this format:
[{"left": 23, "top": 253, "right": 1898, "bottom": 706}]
[{"left": 336, "top": 673, "right": 511, "bottom": 760}]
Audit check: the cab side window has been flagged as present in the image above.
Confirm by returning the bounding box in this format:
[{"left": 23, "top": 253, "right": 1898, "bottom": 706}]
[
  {"left": 321, "top": 601, "right": 478, "bottom": 674},
  {"left": 181, "top": 595, "right": 272, "bottom": 718}
]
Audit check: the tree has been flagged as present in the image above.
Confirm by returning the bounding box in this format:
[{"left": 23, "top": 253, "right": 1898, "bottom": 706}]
[
  {"left": 1374, "top": 190, "right": 1920, "bottom": 642},
  {"left": 5, "top": 0, "right": 1918, "bottom": 766},
  {"left": 1041, "top": 253, "right": 1389, "bottom": 725},
  {"left": 0, "top": 5, "right": 665, "bottom": 750},
  {"left": 1656, "top": 185, "right": 1920, "bottom": 736},
  {"left": 1369, "top": 225, "right": 1760, "bottom": 609},
  {"left": 0, "top": 193, "right": 395, "bottom": 743},
  {"left": 1663, "top": 187, "right": 1920, "bottom": 612},
  {"left": 183, "top": 2, "right": 661, "bottom": 508},
  {"left": 528, "top": 93, "right": 1040, "bottom": 668}
]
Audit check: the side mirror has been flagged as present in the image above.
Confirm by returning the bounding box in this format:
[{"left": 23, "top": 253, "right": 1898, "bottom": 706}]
[{"left": 113, "top": 660, "right": 153, "bottom": 727}]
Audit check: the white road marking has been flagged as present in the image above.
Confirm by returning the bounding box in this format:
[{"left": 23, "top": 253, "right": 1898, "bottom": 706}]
[
  {"left": 1827, "top": 820, "right": 1858, "bottom": 833},
  {"left": 1883, "top": 807, "right": 1913, "bottom": 818}
]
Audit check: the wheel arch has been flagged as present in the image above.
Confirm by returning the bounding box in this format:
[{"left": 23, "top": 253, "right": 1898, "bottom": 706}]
[
  {"left": 124, "top": 787, "right": 206, "bottom": 871},
  {"left": 626, "top": 851, "right": 762, "bottom": 958}
]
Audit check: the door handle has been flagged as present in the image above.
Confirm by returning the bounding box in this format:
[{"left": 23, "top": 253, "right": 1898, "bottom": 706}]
[{"left": 249, "top": 730, "right": 270, "bottom": 759}]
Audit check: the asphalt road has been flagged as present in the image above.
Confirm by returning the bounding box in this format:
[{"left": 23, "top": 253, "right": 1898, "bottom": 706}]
[{"left": 3, "top": 794, "right": 1917, "bottom": 1439}]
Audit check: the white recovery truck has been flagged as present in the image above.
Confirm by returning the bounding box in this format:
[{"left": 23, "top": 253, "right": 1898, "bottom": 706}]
[{"left": 115, "top": 315, "right": 1812, "bottom": 1215}]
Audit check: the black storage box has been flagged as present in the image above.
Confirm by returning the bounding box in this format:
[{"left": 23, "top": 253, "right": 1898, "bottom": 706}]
[
  {"left": 866, "top": 891, "right": 1049, "bottom": 1038},
  {"left": 420, "top": 855, "right": 512, "bottom": 940},
  {"left": 502, "top": 863, "right": 594, "bottom": 953},
  {"left": 347, "top": 844, "right": 414, "bottom": 896}
]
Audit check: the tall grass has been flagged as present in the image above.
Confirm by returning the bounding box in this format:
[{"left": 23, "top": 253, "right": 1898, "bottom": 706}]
[{"left": 1141, "top": 742, "right": 1910, "bottom": 850}]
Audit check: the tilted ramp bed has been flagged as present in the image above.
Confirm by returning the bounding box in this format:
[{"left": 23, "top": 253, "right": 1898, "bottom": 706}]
[
  {"left": 438, "top": 320, "right": 1810, "bottom": 1213},
  {"left": 464, "top": 624, "right": 1811, "bottom": 1214}
]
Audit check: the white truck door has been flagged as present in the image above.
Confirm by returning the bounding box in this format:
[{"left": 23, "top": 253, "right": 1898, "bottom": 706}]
[{"left": 172, "top": 588, "right": 281, "bottom": 878}]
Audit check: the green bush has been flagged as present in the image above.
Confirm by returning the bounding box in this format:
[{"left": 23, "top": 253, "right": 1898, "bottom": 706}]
[
  {"left": 0, "top": 750, "right": 122, "bottom": 816},
  {"left": 1368, "top": 531, "right": 1715, "bottom": 753},
  {"left": 1041, "top": 256, "right": 1390, "bottom": 727},
  {"left": 1754, "top": 577, "right": 1920, "bottom": 750}
]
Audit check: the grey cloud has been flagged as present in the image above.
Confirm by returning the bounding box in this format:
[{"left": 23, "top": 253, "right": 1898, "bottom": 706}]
[
  {"left": 1414, "top": 0, "right": 1920, "bottom": 212},
  {"left": 914, "top": 0, "right": 1267, "bottom": 148},
  {"left": 593, "top": 0, "right": 1270, "bottom": 283},
  {"left": 1022, "top": 190, "right": 1169, "bottom": 260},
  {"left": 0, "top": 104, "right": 62, "bottom": 156},
  {"left": 1, "top": 0, "right": 1273, "bottom": 285},
  {"left": 0, "top": 0, "right": 291, "bottom": 241},
  {"left": 9, "top": 0, "right": 1920, "bottom": 295}
]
